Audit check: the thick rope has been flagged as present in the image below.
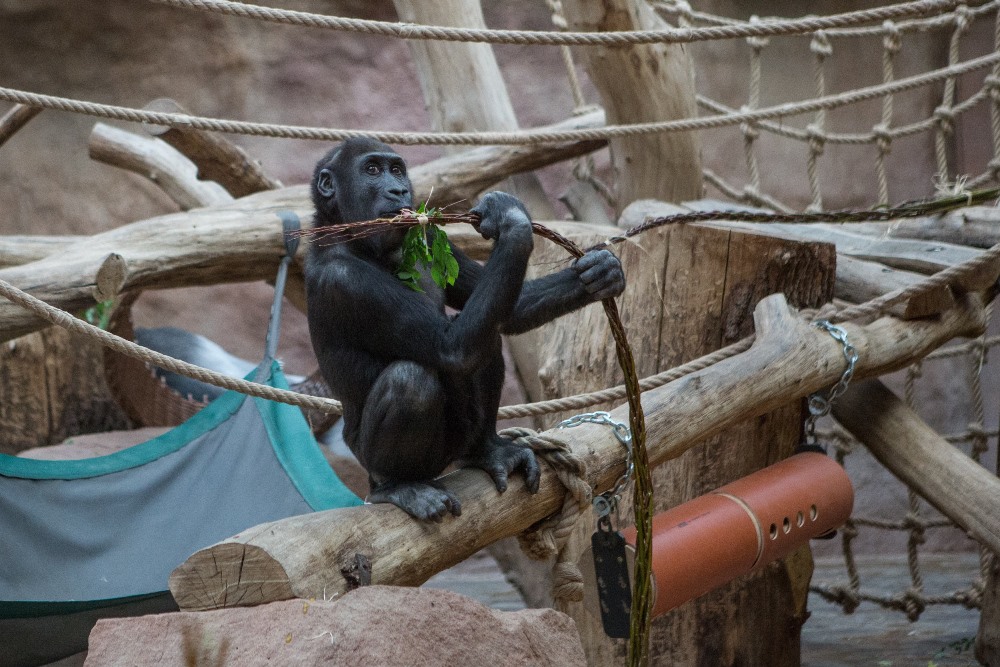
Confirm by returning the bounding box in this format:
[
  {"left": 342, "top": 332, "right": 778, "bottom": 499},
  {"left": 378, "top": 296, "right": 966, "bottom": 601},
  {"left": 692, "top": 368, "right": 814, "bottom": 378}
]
[
  {"left": 655, "top": 0, "right": 996, "bottom": 37},
  {"left": 500, "top": 427, "right": 592, "bottom": 610},
  {"left": 145, "top": 0, "right": 957, "bottom": 47},
  {"left": 1, "top": 51, "right": 996, "bottom": 145}
]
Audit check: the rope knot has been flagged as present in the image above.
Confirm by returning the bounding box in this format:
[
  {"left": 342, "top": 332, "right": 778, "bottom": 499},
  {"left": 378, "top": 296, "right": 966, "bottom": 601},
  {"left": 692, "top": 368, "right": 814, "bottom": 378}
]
[
  {"left": 499, "top": 426, "right": 592, "bottom": 608},
  {"left": 985, "top": 74, "right": 1000, "bottom": 101},
  {"left": 902, "top": 588, "right": 926, "bottom": 621},
  {"left": 953, "top": 4, "right": 971, "bottom": 33},
  {"left": 902, "top": 512, "right": 927, "bottom": 543},
  {"left": 872, "top": 123, "right": 893, "bottom": 153},
  {"left": 806, "top": 123, "right": 827, "bottom": 155},
  {"left": 739, "top": 116, "right": 760, "bottom": 140},
  {"left": 881, "top": 20, "right": 902, "bottom": 54},
  {"left": 933, "top": 105, "right": 955, "bottom": 133},
  {"left": 810, "top": 30, "right": 833, "bottom": 58},
  {"left": 745, "top": 16, "right": 770, "bottom": 50}
]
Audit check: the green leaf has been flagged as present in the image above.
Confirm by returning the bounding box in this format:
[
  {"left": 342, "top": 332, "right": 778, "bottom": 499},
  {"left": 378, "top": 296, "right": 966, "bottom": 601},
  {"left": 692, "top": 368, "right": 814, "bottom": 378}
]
[{"left": 398, "top": 222, "right": 459, "bottom": 291}]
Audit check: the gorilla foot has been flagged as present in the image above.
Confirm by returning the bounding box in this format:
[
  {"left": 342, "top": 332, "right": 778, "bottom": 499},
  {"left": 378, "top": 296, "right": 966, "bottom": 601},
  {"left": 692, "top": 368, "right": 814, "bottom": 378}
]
[
  {"left": 465, "top": 436, "right": 541, "bottom": 495},
  {"left": 367, "top": 479, "right": 462, "bottom": 522}
]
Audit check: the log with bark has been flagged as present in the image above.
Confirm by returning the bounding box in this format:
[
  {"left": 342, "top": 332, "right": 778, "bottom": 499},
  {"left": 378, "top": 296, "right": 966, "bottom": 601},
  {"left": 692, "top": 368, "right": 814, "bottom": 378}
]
[
  {"left": 143, "top": 98, "right": 281, "bottom": 198},
  {"left": 0, "top": 115, "right": 606, "bottom": 342},
  {"left": 89, "top": 123, "right": 233, "bottom": 210},
  {"left": 168, "top": 291, "right": 989, "bottom": 612}
]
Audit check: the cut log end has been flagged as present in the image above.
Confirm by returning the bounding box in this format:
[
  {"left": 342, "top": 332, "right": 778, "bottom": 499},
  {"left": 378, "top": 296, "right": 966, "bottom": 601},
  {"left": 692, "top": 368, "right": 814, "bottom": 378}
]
[{"left": 168, "top": 542, "right": 293, "bottom": 612}]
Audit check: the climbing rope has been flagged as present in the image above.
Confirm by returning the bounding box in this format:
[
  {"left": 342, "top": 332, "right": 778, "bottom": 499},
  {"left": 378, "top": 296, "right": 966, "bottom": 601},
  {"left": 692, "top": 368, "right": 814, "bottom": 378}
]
[
  {"left": 1, "top": 50, "right": 995, "bottom": 146},
  {"left": 144, "top": 0, "right": 957, "bottom": 47}
]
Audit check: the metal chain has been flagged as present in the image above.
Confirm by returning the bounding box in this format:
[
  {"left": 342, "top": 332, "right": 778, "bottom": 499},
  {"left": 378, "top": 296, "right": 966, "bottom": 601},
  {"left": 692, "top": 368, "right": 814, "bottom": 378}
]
[
  {"left": 805, "top": 320, "right": 860, "bottom": 443},
  {"left": 558, "top": 411, "right": 633, "bottom": 522}
]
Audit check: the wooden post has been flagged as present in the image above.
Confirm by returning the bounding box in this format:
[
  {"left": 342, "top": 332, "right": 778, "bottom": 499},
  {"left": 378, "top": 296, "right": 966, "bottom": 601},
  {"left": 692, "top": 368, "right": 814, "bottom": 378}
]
[
  {"left": 514, "top": 224, "right": 835, "bottom": 664},
  {"left": 827, "top": 379, "right": 1000, "bottom": 664},
  {"left": 391, "top": 0, "right": 556, "bottom": 219},
  {"left": 559, "top": 0, "right": 702, "bottom": 214},
  {"left": 978, "top": 550, "right": 1000, "bottom": 665},
  {"left": 653, "top": 228, "right": 834, "bottom": 666},
  {"left": 0, "top": 327, "right": 129, "bottom": 454}
]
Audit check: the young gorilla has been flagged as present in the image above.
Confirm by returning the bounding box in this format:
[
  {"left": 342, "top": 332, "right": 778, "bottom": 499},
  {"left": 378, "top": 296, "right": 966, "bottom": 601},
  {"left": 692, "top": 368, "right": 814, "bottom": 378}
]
[{"left": 305, "top": 138, "right": 625, "bottom": 521}]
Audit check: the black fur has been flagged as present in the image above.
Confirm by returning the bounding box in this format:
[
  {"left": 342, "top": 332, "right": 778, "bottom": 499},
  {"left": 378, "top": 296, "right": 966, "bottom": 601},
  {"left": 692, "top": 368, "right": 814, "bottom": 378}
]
[{"left": 305, "top": 138, "right": 625, "bottom": 520}]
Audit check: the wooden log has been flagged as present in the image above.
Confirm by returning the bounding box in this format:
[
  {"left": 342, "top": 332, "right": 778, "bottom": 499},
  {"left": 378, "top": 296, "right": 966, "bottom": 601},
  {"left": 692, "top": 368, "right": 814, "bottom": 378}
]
[
  {"left": 168, "top": 291, "right": 988, "bottom": 612},
  {"left": 834, "top": 254, "right": 955, "bottom": 319},
  {"left": 391, "top": 0, "right": 556, "bottom": 219},
  {"left": 845, "top": 207, "right": 1000, "bottom": 250},
  {"left": 0, "top": 104, "right": 41, "bottom": 148},
  {"left": 700, "top": 217, "right": 988, "bottom": 282},
  {"left": 0, "top": 326, "right": 129, "bottom": 454},
  {"left": 636, "top": 227, "right": 835, "bottom": 667},
  {"left": 0, "top": 108, "right": 606, "bottom": 268},
  {"left": 831, "top": 379, "right": 1000, "bottom": 554},
  {"left": 561, "top": 0, "right": 702, "bottom": 213},
  {"left": 0, "top": 114, "right": 608, "bottom": 342},
  {"left": 0, "top": 235, "right": 87, "bottom": 269},
  {"left": 977, "top": 552, "right": 1000, "bottom": 666},
  {"left": 0, "top": 187, "right": 307, "bottom": 343},
  {"left": 143, "top": 98, "right": 281, "bottom": 198},
  {"left": 616, "top": 200, "right": 958, "bottom": 319},
  {"left": 89, "top": 122, "right": 234, "bottom": 210}
]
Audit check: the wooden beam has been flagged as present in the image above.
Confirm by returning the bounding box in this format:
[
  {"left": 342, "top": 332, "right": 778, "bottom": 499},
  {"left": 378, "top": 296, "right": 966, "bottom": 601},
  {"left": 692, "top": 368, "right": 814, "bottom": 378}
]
[
  {"left": 143, "top": 99, "right": 281, "bottom": 198},
  {"left": 560, "top": 0, "right": 702, "bottom": 213},
  {"left": 89, "top": 123, "right": 234, "bottom": 210},
  {"left": 831, "top": 379, "right": 1000, "bottom": 554},
  {"left": 0, "top": 104, "right": 41, "bottom": 148},
  {"left": 0, "top": 112, "right": 608, "bottom": 342},
  {"left": 168, "top": 291, "right": 988, "bottom": 612},
  {"left": 845, "top": 207, "right": 1000, "bottom": 250}
]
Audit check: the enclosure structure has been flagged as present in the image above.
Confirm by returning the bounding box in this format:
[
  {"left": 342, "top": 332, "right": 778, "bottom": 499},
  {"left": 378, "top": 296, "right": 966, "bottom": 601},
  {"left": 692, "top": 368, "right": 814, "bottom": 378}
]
[{"left": 1, "top": 0, "right": 1000, "bottom": 665}]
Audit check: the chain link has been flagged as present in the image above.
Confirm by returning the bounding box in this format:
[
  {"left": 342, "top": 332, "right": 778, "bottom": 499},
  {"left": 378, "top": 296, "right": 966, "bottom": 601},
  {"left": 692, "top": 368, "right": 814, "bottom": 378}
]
[
  {"left": 558, "top": 411, "right": 633, "bottom": 519},
  {"left": 805, "top": 320, "right": 860, "bottom": 442}
]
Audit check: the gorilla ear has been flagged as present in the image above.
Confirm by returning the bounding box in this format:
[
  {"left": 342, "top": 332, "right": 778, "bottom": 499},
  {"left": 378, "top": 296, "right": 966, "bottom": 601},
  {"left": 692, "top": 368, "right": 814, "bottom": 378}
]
[{"left": 316, "top": 168, "right": 336, "bottom": 198}]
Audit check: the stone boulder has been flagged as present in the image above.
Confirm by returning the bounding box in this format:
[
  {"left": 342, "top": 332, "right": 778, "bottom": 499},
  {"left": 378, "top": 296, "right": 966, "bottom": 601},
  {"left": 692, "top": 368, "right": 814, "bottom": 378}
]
[{"left": 84, "top": 586, "right": 586, "bottom": 666}]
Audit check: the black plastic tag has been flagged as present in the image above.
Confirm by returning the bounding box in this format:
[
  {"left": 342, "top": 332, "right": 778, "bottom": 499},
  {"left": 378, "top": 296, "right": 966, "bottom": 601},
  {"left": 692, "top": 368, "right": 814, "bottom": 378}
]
[{"left": 592, "top": 528, "right": 632, "bottom": 638}]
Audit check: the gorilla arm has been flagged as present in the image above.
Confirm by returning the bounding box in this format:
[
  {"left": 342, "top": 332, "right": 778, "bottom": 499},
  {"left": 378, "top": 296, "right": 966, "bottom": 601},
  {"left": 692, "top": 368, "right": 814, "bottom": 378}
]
[{"left": 446, "top": 246, "right": 626, "bottom": 335}]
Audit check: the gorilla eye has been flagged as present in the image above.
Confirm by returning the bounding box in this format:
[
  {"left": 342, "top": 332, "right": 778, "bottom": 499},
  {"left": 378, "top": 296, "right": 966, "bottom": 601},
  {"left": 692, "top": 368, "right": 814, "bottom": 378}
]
[
  {"left": 390, "top": 164, "right": 404, "bottom": 176},
  {"left": 365, "top": 163, "right": 380, "bottom": 176}
]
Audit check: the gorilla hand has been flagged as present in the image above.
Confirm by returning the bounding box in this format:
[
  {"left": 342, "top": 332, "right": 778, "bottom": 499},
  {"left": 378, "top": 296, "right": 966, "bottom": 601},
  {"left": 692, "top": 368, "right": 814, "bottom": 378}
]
[
  {"left": 573, "top": 249, "right": 626, "bottom": 301},
  {"left": 472, "top": 192, "right": 533, "bottom": 247}
]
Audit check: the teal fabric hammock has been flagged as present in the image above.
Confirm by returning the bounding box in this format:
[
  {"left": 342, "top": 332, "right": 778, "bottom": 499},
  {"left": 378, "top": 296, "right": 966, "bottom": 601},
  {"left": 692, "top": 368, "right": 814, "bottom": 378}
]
[{"left": 0, "top": 213, "right": 361, "bottom": 667}]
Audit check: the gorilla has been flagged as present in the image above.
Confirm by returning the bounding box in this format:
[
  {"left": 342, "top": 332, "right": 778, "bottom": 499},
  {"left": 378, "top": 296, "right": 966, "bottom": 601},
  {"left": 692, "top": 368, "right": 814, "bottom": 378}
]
[{"left": 305, "top": 137, "right": 625, "bottom": 521}]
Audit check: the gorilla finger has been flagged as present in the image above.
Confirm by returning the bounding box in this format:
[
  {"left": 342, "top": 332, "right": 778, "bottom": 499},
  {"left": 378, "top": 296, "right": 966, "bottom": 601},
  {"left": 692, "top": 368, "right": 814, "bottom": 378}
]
[
  {"left": 490, "top": 465, "right": 510, "bottom": 493},
  {"left": 590, "top": 273, "right": 626, "bottom": 298},
  {"left": 521, "top": 452, "right": 541, "bottom": 494},
  {"left": 577, "top": 263, "right": 609, "bottom": 287},
  {"left": 444, "top": 492, "right": 463, "bottom": 517}
]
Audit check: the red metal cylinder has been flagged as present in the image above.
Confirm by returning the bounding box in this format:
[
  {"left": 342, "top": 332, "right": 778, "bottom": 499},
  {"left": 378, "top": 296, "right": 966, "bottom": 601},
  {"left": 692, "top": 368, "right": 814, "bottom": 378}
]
[{"left": 587, "top": 452, "right": 853, "bottom": 618}]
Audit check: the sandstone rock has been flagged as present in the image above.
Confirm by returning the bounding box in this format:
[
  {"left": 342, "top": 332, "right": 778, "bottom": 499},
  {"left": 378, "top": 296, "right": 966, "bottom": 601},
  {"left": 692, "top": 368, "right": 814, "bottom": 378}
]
[{"left": 85, "top": 586, "right": 585, "bottom": 666}]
